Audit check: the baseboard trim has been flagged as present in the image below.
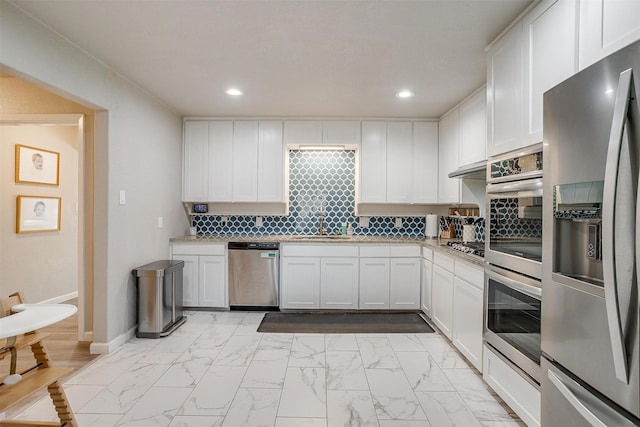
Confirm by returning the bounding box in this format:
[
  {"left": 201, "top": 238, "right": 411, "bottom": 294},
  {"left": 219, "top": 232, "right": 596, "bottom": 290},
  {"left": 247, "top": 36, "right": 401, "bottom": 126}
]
[
  {"left": 89, "top": 325, "right": 137, "bottom": 354},
  {"left": 40, "top": 291, "right": 79, "bottom": 304}
]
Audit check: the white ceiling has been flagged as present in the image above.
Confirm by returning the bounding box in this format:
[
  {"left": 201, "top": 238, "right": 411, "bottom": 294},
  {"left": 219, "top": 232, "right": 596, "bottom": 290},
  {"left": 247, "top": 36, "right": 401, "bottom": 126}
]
[{"left": 10, "top": 0, "right": 533, "bottom": 119}]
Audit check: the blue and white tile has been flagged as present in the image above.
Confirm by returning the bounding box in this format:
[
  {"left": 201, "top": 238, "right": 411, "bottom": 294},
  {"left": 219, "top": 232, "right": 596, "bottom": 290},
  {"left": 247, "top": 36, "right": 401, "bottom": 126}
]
[
  {"left": 325, "top": 334, "right": 359, "bottom": 351},
  {"left": 277, "top": 367, "right": 326, "bottom": 418},
  {"left": 179, "top": 366, "right": 247, "bottom": 416},
  {"left": 325, "top": 351, "right": 369, "bottom": 390},
  {"left": 327, "top": 390, "right": 378, "bottom": 427},
  {"left": 365, "top": 368, "right": 427, "bottom": 421},
  {"left": 444, "top": 369, "right": 515, "bottom": 423},
  {"left": 168, "top": 415, "right": 223, "bottom": 427},
  {"left": 396, "top": 352, "right": 455, "bottom": 392},
  {"left": 274, "top": 418, "right": 327, "bottom": 427},
  {"left": 78, "top": 363, "right": 170, "bottom": 414},
  {"left": 288, "top": 335, "right": 325, "bottom": 367},
  {"left": 213, "top": 334, "right": 261, "bottom": 366},
  {"left": 221, "top": 388, "right": 281, "bottom": 427},
  {"left": 258, "top": 333, "right": 294, "bottom": 350},
  {"left": 15, "top": 384, "right": 103, "bottom": 422},
  {"left": 75, "top": 413, "right": 123, "bottom": 427},
  {"left": 357, "top": 337, "right": 400, "bottom": 369},
  {"left": 241, "top": 349, "right": 289, "bottom": 389},
  {"left": 417, "top": 336, "right": 470, "bottom": 369},
  {"left": 415, "top": 391, "right": 482, "bottom": 427},
  {"left": 115, "top": 386, "right": 192, "bottom": 426}
]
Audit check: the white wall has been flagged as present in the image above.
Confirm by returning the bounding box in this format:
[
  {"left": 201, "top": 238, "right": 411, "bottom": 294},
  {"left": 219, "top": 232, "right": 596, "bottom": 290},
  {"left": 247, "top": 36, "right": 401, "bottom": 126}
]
[
  {"left": 0, "top": 125, "right": 79, "bottom": 302},
  {"left": 0, "top": 2, "right": 187, "bottom": 351}
]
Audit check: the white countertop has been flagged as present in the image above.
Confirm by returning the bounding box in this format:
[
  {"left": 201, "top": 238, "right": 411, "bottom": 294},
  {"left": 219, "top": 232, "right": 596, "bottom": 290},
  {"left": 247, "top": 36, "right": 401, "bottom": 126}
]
[{"left": 0, "top": 303, "right": 77, "bottom": 339}]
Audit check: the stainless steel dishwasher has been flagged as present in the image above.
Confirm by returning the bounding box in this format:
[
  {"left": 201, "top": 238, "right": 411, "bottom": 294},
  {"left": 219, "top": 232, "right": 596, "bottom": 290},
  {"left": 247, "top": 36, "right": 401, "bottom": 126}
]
[{"left": 228, "top": 242, "right": 280, "bottom": 310}]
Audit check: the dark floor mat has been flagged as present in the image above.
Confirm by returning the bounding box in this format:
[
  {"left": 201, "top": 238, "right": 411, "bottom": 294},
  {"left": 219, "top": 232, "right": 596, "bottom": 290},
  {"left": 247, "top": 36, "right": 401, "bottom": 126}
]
[{"left": 257, "top": 312, "right": 435, "bottom": 334}]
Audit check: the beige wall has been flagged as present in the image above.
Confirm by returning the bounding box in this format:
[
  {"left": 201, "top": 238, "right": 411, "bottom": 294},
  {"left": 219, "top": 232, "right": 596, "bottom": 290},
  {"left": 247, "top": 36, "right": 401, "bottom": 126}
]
[
  {"left": 1, "top": 2, "right": 185, "bottom": 351},
  {"left": 0, "top": 76, "right": 95, "bottom": 333},
  {"left": 0, "top": 124, "right": 79, "bottom": 302}
]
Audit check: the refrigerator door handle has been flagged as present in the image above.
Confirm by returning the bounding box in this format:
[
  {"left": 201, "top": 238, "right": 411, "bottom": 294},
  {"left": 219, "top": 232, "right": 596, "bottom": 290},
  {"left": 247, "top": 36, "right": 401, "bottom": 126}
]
[
  {"left": 547, "top": 369, "right": 608, "bottom": 427},
  {"left": 602, "top": 68, "right": 634, "bottom": 383}
]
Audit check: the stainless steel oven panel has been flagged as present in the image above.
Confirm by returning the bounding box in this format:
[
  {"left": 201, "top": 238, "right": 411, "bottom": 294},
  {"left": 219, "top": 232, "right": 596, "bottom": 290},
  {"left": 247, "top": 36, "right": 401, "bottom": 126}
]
[
  {"left": 486, "top": 178, "right": 543, "bottom": 279},
  {"left": 484, "top": 265, "right": 542, "bottom": 383}
]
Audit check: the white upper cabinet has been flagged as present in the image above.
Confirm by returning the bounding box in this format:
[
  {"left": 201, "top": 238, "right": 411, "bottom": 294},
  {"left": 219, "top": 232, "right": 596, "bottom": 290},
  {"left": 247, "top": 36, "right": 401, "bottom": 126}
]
[
  {"left": 579, "top": 0, "right": 640, "bottom": 70},
  {"left": 232, "top": 121, "right": 259, "bottom": 201},
  {"left": 183, "top": 121, "right": 210, "bottom": 202},
  {"left": 386, "top": 122, "right": 413, "bottom": 203},
  {"left": 487, "top": 21, "right": 523, "bottom": 157},
  {"left": 360, "top": 121, "right": 388, "bottom": 203},
  {"left": 458, "top": 88, "right": 487, "bottom": 166},
  {"left": 284, "top": 121, "right": 323, "bottom": 145},
  {"left": 257, "top": 121, "right": 284, "bottom": 202},
  {"left": 412, "top": 122, "right": 439, "bottom": 204},
  {"left": 284, "top": 121, "right": 361, "bottom": 146},
  {"left": 323, "top": 121, "right": 361, "bottom": 145},
  {"left": 208, "top": 121, "right": 233, "bottom": 201},
  {"left": 438, "top": 110, "right": 460, "bottom": 204},
  {"left": 183, "top": 119, "right": 284, "bottom": 203},
  {"left": 523, "top": 0, "right": 578, "bottom": 146}
]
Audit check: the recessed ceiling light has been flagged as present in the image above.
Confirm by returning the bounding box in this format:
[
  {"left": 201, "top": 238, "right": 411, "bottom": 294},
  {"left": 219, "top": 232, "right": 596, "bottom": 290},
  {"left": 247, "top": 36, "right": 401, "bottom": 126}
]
[
  {"left": 226, "top": 88, "right": 243, "bottom": 96},
  {"left": 395, "top": 90, "right": 414, "bottom": 99}
]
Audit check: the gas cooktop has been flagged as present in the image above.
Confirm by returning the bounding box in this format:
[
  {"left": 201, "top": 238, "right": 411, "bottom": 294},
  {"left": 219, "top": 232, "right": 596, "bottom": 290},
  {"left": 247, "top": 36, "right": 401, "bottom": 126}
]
[{"left": 445, "top": 241, "right": 485, "bottom": 258}]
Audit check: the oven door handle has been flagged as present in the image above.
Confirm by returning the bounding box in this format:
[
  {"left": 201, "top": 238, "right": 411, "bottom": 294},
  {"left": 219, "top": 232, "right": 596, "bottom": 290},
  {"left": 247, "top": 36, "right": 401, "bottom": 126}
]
[
  {"left": 602, "top": 68, "right": 636, "bottom": 384},
  {"left": 485, "top": 268, "right": 541, "bottom": 299}
]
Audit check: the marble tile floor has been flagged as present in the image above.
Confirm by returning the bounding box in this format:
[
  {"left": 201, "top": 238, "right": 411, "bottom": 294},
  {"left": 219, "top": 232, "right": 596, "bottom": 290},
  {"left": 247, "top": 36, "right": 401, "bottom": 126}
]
[{"left": 10, "top": 310, "right": 525, "bottom": 427}]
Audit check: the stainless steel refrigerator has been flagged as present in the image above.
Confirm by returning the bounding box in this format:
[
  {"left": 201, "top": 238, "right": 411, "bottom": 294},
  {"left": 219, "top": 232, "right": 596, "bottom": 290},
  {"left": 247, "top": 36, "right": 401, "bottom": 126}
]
[{"left": 542, "top": 39, "right": 640, "bottom": 425}]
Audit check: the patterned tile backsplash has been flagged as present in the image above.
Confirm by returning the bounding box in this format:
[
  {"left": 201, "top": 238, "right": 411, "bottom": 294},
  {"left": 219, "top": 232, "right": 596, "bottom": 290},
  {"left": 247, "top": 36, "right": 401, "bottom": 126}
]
[{"left": 193, "top": 150, "right": 427, "bottom": 237}]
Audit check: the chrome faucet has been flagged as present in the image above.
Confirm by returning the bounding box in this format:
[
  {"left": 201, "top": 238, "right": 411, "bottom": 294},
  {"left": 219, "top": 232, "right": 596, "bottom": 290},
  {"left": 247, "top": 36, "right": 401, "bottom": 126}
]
[{"left": 318, "top": 210, "right": 327, "bottom": 235}]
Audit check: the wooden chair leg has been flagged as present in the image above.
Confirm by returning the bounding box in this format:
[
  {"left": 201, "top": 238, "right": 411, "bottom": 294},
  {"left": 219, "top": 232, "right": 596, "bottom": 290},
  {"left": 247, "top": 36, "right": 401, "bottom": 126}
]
[
  {"left": 29, "top": 341, "right": 51, "bottom": 368},
  {"left": 47, "top": 380, "right": 77, "bottom": 427}
]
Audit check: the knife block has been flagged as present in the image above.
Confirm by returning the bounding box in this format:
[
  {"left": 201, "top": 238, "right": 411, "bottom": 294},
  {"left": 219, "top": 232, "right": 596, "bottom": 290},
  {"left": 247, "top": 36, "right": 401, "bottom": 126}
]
[{"left": 441, "top": 224, "right": 455, "bottom": 239}]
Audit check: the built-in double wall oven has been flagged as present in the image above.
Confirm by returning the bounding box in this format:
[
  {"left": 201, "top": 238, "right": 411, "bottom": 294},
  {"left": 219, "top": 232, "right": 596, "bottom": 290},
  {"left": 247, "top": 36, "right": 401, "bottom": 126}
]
[{"left": 484, "top": 145, "right": 543, "bottom": 384}]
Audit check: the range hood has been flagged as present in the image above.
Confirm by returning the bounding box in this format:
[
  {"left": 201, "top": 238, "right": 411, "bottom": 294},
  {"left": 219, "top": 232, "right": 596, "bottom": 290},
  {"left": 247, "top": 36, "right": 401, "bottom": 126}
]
[{"left": 448, "top": 160, "right": 487, "bottom": 180}]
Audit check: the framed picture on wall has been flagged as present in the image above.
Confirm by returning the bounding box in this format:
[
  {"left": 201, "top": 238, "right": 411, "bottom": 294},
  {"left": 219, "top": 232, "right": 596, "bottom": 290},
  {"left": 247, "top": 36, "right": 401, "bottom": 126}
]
[
  {"left": 15, "top": 144, "right": 60, "bottom": 185},
  {"left": 16, "top": 195, "right": 61, "bottom": 233}
]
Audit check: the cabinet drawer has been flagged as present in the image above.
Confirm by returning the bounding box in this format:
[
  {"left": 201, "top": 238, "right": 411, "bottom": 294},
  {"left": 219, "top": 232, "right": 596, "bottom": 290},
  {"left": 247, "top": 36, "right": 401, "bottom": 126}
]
[
  {"left": 421, "top": 247, "right": 433, "bottom": 262},
  {"left": 281, "top": 244, "right": 359, "bottom": 258},
  {"left": 390, "top": 245, "right": 421, "bottom": 257},
  {"left": 172, "top": 243, "right": 225, "bottom": 256},
  {"left": 455, "top": 261, "right": 484, "bottom": 290},
  {"left": 434, "top": 252, "right": 455, "bottom": 272},
  {"left": 359, "top": 245, "right": 390, "bottom": 258}
]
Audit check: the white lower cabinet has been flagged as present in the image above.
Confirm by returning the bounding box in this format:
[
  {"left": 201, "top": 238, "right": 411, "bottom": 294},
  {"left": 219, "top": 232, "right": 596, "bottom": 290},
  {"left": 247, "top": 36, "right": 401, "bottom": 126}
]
[
  {"left": 280, "top": 257, "right": 321, "bottom": 309},
  {"left": 432, "top": 263, "right": 454, "bottom": 339},
  {"left": 390, "top": 257, "right": 421, "bottom": 309},
  {"left": 421, "top": 248, "right": 433, "bottom": 318},
  {"left": 280, "top": 244, "right": 359, "bottom": 309},
  {"left": 484, "top": 344, "right": 540, "bottom": 427},
  {"left": 321, "top": 257, "right": 359, "bottom": 309},
  {"left": 359, "top": 257, "right": 390, "bottom": 309},
  {"left": 432, "top": 251, "right": 484, "bottom": 372},
  {"left": 453, "top": 276, "right": 484, "bottom": 371},
  {"left": 171, "top": 244, "right": 227, "bottom": 308}
]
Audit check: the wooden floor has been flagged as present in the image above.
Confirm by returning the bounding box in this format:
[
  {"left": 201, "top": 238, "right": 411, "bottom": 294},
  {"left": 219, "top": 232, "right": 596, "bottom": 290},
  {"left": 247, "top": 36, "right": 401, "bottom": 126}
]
[{"left": 1, "top": 298, "right": 99, "bottom": 419}]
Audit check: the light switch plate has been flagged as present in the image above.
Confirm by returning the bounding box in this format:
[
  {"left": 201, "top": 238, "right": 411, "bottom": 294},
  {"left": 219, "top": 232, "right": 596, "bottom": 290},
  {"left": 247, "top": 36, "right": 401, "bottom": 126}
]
[
  {"left": 157, "top": 216, "right": 164, "bottom": 228},
  {"left": 119, "top": 190, "right": 126, "bottom": 205},
  {"left": 359, "top": 217, "right": 370, "bottom": 227},
  {"left": 256, "top": 216, "right": 263, "bottom": 227},
  {"left": 395, "top": 217, "right": 403, "bottom": 228}
]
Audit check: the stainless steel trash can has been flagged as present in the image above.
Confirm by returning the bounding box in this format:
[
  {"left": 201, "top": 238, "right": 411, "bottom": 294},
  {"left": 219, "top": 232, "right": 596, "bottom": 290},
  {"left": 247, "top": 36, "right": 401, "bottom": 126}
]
[{"left": 134, "top": 260, "right": 186, "bottom": 338}]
